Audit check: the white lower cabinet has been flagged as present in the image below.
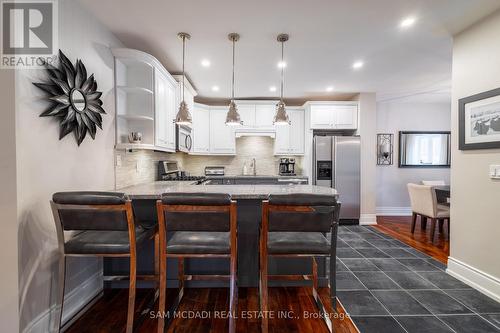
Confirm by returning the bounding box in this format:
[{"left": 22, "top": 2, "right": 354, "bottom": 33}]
[
  {"left": 209, "top": 108, "right": 236, "bottom": 154},
  {"left": 274, "top": 109, "right": 304, "bottom": 155},
  {"left": 192, "top": 103, "right": 210, "bottom": 154}
]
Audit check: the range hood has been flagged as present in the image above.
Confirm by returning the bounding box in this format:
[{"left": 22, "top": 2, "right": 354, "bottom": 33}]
[{"left": 234, "top": 128, "right": 276, "bottom": 138}]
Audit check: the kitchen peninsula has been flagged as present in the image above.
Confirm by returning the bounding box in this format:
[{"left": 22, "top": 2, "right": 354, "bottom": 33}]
[{"left": 109, "top": 182, "right": 338, "bottom": 288}]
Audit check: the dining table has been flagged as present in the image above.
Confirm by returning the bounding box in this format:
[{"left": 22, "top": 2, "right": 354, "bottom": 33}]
[{"left": 434, "top": 185, "right": 451, "bottom": 205}]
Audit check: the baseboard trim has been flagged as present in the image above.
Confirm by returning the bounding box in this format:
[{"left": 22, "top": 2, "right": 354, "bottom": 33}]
[
  {"left": 23, "top": 271, "right": 103, "bottom": 333},
  {"left": 376, "top": 206, "right": 412, "bottom": 216},
  {"left": 359, "top": 214, "right": 377, "bottom": 225},
  {"left": 447, "top": 257, "right": 500, "bottom": 303}
]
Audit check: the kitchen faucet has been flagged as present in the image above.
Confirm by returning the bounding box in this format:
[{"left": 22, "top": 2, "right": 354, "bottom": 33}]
[{"left": 252, "top": 158, "right": 257, "bottom": 176}]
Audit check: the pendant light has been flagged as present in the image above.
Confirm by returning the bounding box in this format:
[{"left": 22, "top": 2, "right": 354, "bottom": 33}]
[
  {"left": 175, "top": 32, "right": 192, "bottom": 125},
  {"left": 225, "top": 33, "right": 243, "bottom": 126},
  {"left": 273, "top": 33, "right": 291, "bottom": 125}
]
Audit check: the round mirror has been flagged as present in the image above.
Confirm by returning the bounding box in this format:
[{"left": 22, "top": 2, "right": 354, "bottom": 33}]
[{"left": 70, "top": 89, "right": 86, "bottom": 112}]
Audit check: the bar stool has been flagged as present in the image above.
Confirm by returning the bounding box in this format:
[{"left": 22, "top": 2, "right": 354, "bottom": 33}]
[
  {"left": 260, "top": 194, "right": 340, "bottom": 333},
  {"left": 50, "top": 191, "right": 157, "bottom": 333},
  {"left": 156, "top": 193, "right": 237, "bottom": 333}
]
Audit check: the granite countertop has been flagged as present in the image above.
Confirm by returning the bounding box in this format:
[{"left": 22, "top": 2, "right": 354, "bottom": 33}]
[{"left": 120, "top": 181, "right": 338, "bottom": 199}]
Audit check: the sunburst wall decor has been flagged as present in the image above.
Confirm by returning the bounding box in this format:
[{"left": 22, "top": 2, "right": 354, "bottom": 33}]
[{"left": 33, "top": 50, "right": 106, "bottom": 146}]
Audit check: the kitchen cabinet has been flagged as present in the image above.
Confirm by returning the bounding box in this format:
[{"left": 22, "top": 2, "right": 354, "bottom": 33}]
[
  {"left": 192, "top": 103, "right": 210, "bottom": 154},
  {"left": 209, "top": 108, "right": 236, "bottom": 154},
  {"left": 274, "top": 109, "right": 305, "bottom": 155},
  {"left": 255, "top": 104, "right": 275, "bottom": 127},
  {"left": 309, "top": 102, "right": 358, "bottom": 130},
  {"left": 238, "top": 104, "right": 256, "bottom": 127},
  {"left": 113, "top": 48, "right": 180, "bottom": 152},
  {"left": 154, "top": 68, "right": 176, "bottom": 151}
]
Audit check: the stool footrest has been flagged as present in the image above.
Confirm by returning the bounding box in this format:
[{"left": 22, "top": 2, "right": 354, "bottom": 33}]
[{"left": 185, "top": 274, "right": 231, "bottom": 281}]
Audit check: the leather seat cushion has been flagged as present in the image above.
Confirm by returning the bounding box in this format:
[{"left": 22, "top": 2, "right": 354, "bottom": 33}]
[
  {"left": 64, "top": 226, "right": 155, "bottom": 254},
  {"left": 267, "top": 232, "right": 331, "bottom": 254},
  {"left": 436, "top": 204, "right": 450, "bottom": 218},
  {"left": 167, "top": 231, "right": 230, "bottom": 254}
]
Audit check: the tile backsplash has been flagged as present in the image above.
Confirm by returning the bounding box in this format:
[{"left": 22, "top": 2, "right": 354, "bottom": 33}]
[{"left": 115, "top": 136, "right": 303, "bottom": 189}]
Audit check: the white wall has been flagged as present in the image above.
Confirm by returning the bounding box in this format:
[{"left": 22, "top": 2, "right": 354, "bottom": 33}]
[
  {"left": 447, "top": 9, "right": 500, "bottom": 302},
  {"left": 376, "top": 97, "right": 451, "bottom": 215},
  {"left": 15, "top": 1, "right": 123, "bottom": 331},
  {"left": 0, "top": 68, "right": 19, "bottom": 332}
]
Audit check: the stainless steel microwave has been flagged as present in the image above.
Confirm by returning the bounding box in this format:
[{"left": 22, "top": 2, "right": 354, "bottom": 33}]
[{"left": 176, "top": 125, "right": 192, "bottom": 153}]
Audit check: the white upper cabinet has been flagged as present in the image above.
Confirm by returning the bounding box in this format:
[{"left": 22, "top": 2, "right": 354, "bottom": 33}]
[
  {"left": 154, "top": 68, "right": 176, "bottom": 151},
  {"left": 309, "top": 102, "right": 358, "bottom": 130},
  {"left": 192, "top": 103, "right": 210, "bottom": 154},
  {"left": 113, "top": 48, "right": 179, "bottom": 152},
  {"left": 238, "top": 104, "right": 256, "bottom": 127},
  {"left": 255, "top": 104, "right": 275, "bottom": 127},
  {"left": 274, "top": 109, "right": 305, "bottom": 155},
  {"left": 209, "top": 108, "right": 236, "bottom": 155}
]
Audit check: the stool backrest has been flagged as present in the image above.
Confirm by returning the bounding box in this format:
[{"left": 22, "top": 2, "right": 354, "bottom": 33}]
[
  {"left": 51, "top": 191, "right": 130, "bottom": 231},
  {"left": 159, "top": 193, "right": 232, "bottom": 231},
  {"left": 266, "top": 194, "right": 340, "bottom": 232}
]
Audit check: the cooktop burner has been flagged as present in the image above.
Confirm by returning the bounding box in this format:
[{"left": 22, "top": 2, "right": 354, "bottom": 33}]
[{"left": 161, "top": 175, "right": 205, "bottom": 181}]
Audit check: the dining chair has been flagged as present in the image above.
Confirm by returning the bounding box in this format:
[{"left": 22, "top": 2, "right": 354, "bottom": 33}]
[
  {"left": 50, "top": 191, "right": 157, "bottom": 333},
  {"left": 407, "top": 184, "right": 450, "bottom": 241},
  {"left": 259, "top": 194, "right": 340, "bottom": 333},
  {"left": 156, "top": 193, "right": 237, "bottom": 333},
  {"left": 421, "top": 180, "right": 449, "bottom": 204}
]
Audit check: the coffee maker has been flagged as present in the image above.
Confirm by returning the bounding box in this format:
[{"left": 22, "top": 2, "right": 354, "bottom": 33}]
[{"left": 279, "top": 158, "right": 296, "bottom": 176}]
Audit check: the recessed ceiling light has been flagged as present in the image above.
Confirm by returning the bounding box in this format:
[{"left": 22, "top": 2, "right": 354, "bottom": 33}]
[
  {"left": 201, "top": 59, "right": 211, "bottom": 67},
  {"left": 352, "top": 61, "right": 364, "bottom": 70},
  {"left": 269, "top": 86, "right": 277, "bottom": 92},
  {"left": 326, "top": 86, "right": 334, "bottom": 92},
  {"left": 400, "top": 16, "right": 416, "bottom": 29},
  {"left": 277, "top": 61, "right": 287, "bottom": 68},
  {"left": 211, "top": 85, "right": 219, "bottom": 92}
]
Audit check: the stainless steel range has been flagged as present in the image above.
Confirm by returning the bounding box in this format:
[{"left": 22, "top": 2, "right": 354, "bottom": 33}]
[{"left": 157, "top": 160, "right": 205, "bottom": 182}]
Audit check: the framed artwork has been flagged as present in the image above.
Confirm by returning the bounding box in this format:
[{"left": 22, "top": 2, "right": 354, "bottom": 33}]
[{"left": 459, "top": 87, "right": 500, "bottom": 150}]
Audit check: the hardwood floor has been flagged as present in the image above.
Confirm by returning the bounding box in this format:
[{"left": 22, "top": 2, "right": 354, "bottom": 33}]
[
  {"left": 374, "top": 215, "right": 449, "bottom": 264},
  {"left": 66, "top": 287, "right": 358, "bottom": 333}
]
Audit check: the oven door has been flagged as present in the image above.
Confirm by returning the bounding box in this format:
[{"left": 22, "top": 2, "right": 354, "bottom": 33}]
[{"left": 177, "top": 125, "right": 192, "bottom": 153}]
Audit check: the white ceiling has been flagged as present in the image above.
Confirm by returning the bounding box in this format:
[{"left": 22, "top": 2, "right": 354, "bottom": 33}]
[{"left": 79, "top": 0, "right": 500, "bottom": 103}]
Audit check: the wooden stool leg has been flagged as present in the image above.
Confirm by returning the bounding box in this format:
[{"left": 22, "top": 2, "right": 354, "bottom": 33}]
[
  {"left": 229, "top": 250, "right": 237, "bottom": 333},
  {"left": 53, "top": 255, "right": 66, "bottom": 333},
  {"left": 178, "top": 258, "right": 184, "bottom": 291},
  {"left": 430, "top": 218, "right": 437, "bottom": 241},
  {"left": 259, "top": 245, "right": 268, "bottom": 333},
  {"left": 126, "top": 253, "right": 137, "bottom": 333},
  {"left": 157, "top": 252, "right": 166, "bottom": 333},
  {"left": 411, "top": 213, "right": 417, "bottom": 233}
]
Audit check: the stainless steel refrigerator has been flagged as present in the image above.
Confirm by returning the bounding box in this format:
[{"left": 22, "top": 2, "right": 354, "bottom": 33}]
[{"left": 313, "top": 135, "right": 361, "bottom": 223}]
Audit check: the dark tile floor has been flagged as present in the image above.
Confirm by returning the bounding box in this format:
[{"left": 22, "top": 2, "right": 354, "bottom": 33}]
[{"left": 335, "top": 225, "right": 500, "bottom": 333}]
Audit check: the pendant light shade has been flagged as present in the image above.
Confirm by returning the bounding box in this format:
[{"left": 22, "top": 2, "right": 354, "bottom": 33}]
[
  {"left": 226, "top": 33, "right": 243, "bottom": 126},
  {"left": 273, "top": 33, "right": 291, "bottom": 125},
  {"left": 175, "top": 32, "right": 192, "bottom": 126}
]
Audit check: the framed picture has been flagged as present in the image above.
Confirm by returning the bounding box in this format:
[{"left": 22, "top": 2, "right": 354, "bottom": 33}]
[{"left": 459, "top": 87, "right": 500, "bottom": 150}]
